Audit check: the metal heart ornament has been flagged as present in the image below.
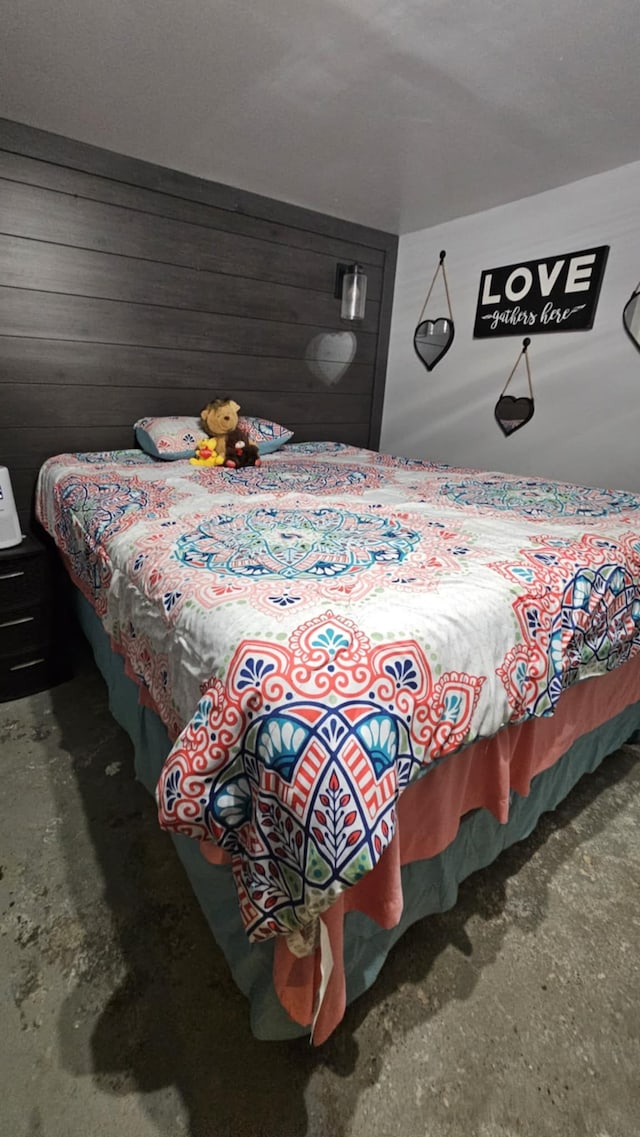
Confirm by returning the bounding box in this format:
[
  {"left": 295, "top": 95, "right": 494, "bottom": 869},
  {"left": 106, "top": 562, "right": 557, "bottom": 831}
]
[
  {"left": 494, "top": 337, "right": 535, "bottom": 438},
  {"left": 413, "top": 317, "right": 455, "bottom": 372},
  {"left": 494, "top": 394, "right": 535, "bottom": 437}
]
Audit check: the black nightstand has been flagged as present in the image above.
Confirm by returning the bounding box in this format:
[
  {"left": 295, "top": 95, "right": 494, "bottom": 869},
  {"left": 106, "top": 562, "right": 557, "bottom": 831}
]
[{"left": 0, "top": 533, "right": 66, "bottom": 703}]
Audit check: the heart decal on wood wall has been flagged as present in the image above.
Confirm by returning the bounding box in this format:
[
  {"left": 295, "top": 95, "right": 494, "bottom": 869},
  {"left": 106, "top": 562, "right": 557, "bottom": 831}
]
[
  {"left": 494, "top": 395, "right": 535, "bottom": 437},
  {"left": 413, "top": 318, "right": 455, "bottom": 372},
  {"left": 305, "top": 332, "right": 357, "bottom": 386}
]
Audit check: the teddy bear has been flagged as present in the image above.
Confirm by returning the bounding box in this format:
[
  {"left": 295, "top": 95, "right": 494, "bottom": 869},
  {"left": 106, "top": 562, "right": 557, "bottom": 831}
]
[
  {"left": 192, "top": 398, "right": 260, "bottom": 468},
  {"left": 223, "top": 433, "right": 261, "bottom": 469},
  {"left": 199, "top": 399, "right": 242, "bottom": 460}
]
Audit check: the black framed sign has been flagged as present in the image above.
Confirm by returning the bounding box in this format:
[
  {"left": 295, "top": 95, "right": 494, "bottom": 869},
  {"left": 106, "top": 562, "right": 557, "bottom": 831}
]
[{"left": 473, "top": 245, "right": 609, "bottom": 338}]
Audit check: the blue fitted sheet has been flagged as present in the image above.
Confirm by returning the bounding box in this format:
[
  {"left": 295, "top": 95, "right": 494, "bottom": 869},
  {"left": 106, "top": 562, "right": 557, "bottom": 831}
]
[{"left": 75, "top": 591, "right": 640, "bottom": 1040}]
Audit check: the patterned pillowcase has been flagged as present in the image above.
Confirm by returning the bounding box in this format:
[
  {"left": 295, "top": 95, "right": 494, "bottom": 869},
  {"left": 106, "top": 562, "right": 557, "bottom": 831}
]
[
  {"left": 135, "top": 414, "right": 294, "bottom": 460},
  {"left": 238, "top": 416, "right": 294, "bottom": 454},
  {"left": 134, "top": 417, "right": 201, "bottom": 460}
]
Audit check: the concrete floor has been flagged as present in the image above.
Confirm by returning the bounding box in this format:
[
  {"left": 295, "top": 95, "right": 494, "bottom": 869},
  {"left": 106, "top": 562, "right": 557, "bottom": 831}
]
[{"left": 1, "top": 655, "right": 639, "bottom": 1137}]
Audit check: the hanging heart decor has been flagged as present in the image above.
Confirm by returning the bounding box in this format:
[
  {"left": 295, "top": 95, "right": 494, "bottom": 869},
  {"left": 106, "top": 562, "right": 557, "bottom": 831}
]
[
  {"left": 494, "top": 337, "right": 535, "bottom": 437},
  {"left": 413, "top": 250, "right": 455, "bottom": 373},
  {"left": 494, "top": 394, "right": 535, "bottom": 437},
  {"left": 622, "top": 283, "right": 640, "bottom": 354},
  {"left": 413, "top": 317, "right": 455, "bottom": 372}
]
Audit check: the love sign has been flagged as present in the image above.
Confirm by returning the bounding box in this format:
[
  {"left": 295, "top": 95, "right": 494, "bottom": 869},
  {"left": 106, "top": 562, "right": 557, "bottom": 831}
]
[{"left": 474, "top": 246, "right": 609, "bottom": 338}]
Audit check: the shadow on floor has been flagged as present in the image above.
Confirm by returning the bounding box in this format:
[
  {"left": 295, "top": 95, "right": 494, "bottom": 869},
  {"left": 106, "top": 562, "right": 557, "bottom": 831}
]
[
  {"left": 335, "top": 741, "right": 639, "bottom": 1045},
  {"left": 45, "top": 647, "right": 639, "bottom": 1137}
]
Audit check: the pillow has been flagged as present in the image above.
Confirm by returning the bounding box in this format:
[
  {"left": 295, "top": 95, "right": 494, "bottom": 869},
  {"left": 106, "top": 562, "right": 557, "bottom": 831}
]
[
  {"left": 237, "top": 416, "right": 294, "bottom": 454},
  {"left": 134, "top": 413, "right": 294, "bottom": 460},
  {"left": 134, "top": 416, "right": 201, "bottom": 460}
]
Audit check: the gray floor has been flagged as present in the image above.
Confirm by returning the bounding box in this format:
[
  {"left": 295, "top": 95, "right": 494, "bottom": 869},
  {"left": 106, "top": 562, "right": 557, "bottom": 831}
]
[{"left": 1, "top": 655, "right": 639, "bottom": 1137}]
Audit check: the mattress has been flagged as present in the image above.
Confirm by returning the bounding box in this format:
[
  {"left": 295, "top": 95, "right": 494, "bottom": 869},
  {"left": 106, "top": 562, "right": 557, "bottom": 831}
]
[{"left": 36, "top": 442, "right": 640, "bottom": 1032}]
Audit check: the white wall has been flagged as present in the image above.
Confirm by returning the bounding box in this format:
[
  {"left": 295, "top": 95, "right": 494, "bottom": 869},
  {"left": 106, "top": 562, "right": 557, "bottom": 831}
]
[{"left": 380, "top": 162, "right": 640, "bottom": 493}]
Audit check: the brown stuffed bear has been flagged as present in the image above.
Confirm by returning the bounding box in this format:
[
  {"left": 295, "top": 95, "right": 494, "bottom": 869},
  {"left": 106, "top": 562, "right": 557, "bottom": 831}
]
[
  {"left": 199, "top": 398, "right": 260, "bottom": 467},
  {"left": 223, "top": 432, "right": 261, "bottom": 469}
]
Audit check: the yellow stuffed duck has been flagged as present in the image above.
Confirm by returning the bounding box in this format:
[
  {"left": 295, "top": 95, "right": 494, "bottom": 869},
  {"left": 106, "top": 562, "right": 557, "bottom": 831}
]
[{"left": 190, "top": 438, "right": 224, "bottom": 466}]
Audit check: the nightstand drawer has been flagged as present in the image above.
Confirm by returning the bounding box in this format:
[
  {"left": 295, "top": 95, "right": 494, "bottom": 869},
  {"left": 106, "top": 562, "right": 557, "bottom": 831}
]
[
  {"left": 0, "top": 607, "right": 52, "bottom": 658},
  {"left": 0, "top": 556, "right": 49, "bottom": 613},
  {"left": 0, "top": 650, "right": 59, "bottom": 704},
  {"left": 0, "top": 534, "right": 70, "bottom": 700}
]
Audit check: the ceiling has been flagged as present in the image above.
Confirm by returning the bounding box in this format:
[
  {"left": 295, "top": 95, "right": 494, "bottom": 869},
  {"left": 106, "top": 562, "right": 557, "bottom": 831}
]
[{"left": 2, "top": 0, "right": 639, "bottom": 234}]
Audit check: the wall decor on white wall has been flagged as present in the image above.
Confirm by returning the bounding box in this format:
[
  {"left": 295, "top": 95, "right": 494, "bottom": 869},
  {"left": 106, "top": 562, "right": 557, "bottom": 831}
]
[
  {"left": 622, "top": 282, "right": 640, "bottom": 354},
  {"left": 474, "top": 246, "right": 609, "bottom": 338},
  {"left": 413, "top": 250, "right": 455, "bottom": 372},
  {"left": 494, "top": 337, "right": 535, "bottom": 437},
  {"left": 382, "top": 161, "right": 640, "bottom": 493}
]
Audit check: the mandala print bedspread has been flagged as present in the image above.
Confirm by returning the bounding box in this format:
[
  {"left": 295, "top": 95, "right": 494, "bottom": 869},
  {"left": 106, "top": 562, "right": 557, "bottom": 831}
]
[{"left": 36, "top": 443, "right": 640, "bottom": 942}]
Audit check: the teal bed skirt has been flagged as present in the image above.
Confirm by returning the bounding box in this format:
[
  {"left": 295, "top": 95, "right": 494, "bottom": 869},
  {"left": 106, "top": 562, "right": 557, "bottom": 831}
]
[{"left": 75, "top": 592, "right": 640, "bottom": 1040}]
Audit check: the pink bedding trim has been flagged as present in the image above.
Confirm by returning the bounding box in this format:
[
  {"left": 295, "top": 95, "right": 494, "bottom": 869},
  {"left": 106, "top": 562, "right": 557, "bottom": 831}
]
[
  {"left": 271, "top": 654, "right": 640, "bottom": 1043},
  {"left": 109, "top": 633, "right": 182, "bottom": 741}
]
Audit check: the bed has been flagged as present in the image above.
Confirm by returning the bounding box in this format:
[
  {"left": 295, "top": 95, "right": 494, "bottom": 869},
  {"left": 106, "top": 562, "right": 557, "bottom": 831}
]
[{"left": 35, "top": 440, "right": 640, "bottom": 1042}]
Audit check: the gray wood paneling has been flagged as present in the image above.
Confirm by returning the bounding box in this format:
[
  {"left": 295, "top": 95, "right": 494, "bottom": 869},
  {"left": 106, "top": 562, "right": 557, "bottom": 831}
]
[
  {"left": 3, "top": 386, "right": 370, "bottom": 429},
  {"left": 0, "top": 288, "right": 378, "bottom": 363},
  {"left": 0, "top": 429, "right": 137, "bottom": 468},
  {"left": 0, "top": 150, "right": 386, "bottom": 267},
  {"left": 1, "top": 421, "right": 372, "bottom": 470},
  {"left": 0, "top": 235, "right": 380, "bottom": 332},
  {"left": 0, "top": 119, "right": 397, "bottom": 522},
  {"left": 0, "top": 118, "right": 393, "bottom": 251},
  {"left": 0, "top": 180, "right": 384, "bottom": 298},
  {"left": 0, "top": 337, "right": 375, "bottom": 394}
]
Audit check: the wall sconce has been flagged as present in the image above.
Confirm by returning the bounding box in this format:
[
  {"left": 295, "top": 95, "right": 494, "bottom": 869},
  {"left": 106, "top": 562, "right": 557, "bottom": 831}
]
[{"left": 335, "top": 263, "right": 367, "bottom": 321}]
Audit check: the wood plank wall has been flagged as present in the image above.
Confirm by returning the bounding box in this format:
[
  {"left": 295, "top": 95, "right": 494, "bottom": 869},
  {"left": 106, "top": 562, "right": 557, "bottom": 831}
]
[{"left": 0, "top": 119, "right": 398, "bottom": 522}]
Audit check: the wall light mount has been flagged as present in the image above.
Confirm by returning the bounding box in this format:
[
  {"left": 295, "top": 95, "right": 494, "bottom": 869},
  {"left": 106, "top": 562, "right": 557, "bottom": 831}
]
[{"left": 335, "top": 262, "right": 367, "bottom": 321}]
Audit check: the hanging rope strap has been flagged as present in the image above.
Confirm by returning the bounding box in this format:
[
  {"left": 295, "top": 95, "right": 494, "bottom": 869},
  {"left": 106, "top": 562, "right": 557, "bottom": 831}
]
[
  {"left": 499, "top": 337, "right": 534, "bottom": 400},
  {"left": 417, "top": 250, "right": 454, "bottom": 324}
]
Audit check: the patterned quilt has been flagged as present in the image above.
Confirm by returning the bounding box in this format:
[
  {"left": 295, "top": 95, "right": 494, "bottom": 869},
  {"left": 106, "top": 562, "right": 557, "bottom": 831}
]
[{"left": 36, "top": 443, "right": 640, "bottom": 945}]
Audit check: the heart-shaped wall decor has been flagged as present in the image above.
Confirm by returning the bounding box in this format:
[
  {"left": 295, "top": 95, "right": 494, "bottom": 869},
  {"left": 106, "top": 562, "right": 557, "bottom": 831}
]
[
  {"left": 413, "top": 317, "right": 455, "bottom": 372},
  {"left": 494, "top": 395, "right": 535, "bottom": 437},
  {"left": 623, "top": 288, "right": 640, "bottom": 353},
  {"left": 305, "top": 332, "right": 357, "bottom": 386}
]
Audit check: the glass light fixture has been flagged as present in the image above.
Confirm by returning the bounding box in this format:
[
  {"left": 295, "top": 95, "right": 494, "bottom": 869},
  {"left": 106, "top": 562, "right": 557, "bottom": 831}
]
[{"left": 336, "top": 263, "right": 367, "bottom": 321}]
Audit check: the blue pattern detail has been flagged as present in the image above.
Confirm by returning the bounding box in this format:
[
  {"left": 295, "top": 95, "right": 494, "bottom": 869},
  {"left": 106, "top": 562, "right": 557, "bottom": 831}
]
[
  {"left": 534, "top": 562, "right": 640, "bottom": 714},
  {"left": 217, "top": 461, "right": 382, "bottom": 495},
  {"left": 285, "top": 442, "right": 351, "bottom": 454},
  {"left": 256, "top": 716, "right": 311, "bottom": 780},
  {"left": 173, "top": 507, "right": 420, "bottom": 581},
  {"left": 355, "top": 713, "right": 399, "bottom": 777},
  {"left": 213, "top": 777, "right": 251, "bottom": 828},
  {"left": 384, "top": 658, "right": 419, "bottom": 689},
  {"left": 163, "top": 590, "right": 182, "bottom": 613},
  {"left": 164, "top": 769, "right": 181, "bottom": 809},
  {"left": 55, "top": 477, "right": 173, "bottom": 601},
  {"left": 72, "top": 450, "right": 154, "bottom": 465},
  {"left": 311, "top": 625, "right": 351, "bottom": 656},
  {"left": 267, "top": 593, "right": 301, "bottom": 608},
  {"left": 441, "top": 477, "right": 640, "bottom": 518},
  {"left": 237, "top": 656, "right": 275, "bottom": 690}
]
